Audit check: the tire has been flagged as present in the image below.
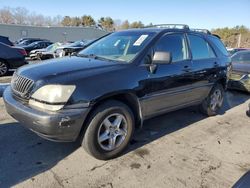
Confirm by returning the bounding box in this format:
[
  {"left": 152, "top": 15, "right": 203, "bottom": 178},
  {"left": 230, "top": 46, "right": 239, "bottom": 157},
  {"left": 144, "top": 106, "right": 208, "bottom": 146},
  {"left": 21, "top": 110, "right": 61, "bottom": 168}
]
[
  {"left": 0, "top": 60, "right": 9, "bottom": 77},
  {"left": 200, "top": 84, "right": 225, "bottom": 116},
  {"left": 82, "top": 100, "right": 135, "bottom": 160}
]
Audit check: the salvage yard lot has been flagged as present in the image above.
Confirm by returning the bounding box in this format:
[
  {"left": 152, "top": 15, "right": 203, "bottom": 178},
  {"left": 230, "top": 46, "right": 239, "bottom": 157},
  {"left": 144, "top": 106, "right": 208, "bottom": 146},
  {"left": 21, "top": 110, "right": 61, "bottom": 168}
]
[{"left": 0, "top": 84, "right": 249, "bottom": 187}]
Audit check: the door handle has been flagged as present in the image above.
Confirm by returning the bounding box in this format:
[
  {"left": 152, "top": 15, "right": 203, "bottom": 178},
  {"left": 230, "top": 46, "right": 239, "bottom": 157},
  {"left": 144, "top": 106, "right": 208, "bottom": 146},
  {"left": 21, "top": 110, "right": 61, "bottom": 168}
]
[{"left": 182, "top": 65, "right": 192, "bottom": 72}]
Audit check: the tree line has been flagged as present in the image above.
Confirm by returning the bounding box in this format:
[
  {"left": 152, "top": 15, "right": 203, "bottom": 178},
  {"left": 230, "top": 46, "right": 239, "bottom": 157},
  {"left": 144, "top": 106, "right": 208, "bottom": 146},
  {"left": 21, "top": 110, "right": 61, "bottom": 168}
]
[
  {"left": 0, "top": 7, "right": 149, "bottom": 31},
  {"left": 0, "top": 6, "right": 250, "bottom": 42},
  {"left": 0, "top": 7, "right": 62, "bottom": 26},
  {"left": 212, "top": 26, "right": 250, "bottom": 47}
]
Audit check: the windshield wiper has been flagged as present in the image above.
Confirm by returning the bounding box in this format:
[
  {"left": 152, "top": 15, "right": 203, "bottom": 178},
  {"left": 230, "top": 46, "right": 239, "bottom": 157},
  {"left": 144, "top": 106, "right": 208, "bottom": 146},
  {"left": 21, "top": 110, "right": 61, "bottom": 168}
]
[
  {"left": 77, "top": 53, "right": 98, "bottom": 59},
  {"left": 77, "top": 54, "right": 117, "bottom": 62}
]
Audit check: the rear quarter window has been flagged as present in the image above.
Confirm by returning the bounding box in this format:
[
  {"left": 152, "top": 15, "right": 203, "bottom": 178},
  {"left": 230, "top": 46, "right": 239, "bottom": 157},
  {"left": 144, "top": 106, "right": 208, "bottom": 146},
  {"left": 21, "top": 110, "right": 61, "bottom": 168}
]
[{"left": 208, "top": 36, "right": 228, "bottom": 56}]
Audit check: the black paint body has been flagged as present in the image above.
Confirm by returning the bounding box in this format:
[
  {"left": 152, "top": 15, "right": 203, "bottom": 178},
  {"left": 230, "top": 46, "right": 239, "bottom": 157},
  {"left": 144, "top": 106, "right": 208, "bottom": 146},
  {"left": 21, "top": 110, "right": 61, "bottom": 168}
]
[{"left": 3, "top": 28, "right": 230, "bottom": 141}]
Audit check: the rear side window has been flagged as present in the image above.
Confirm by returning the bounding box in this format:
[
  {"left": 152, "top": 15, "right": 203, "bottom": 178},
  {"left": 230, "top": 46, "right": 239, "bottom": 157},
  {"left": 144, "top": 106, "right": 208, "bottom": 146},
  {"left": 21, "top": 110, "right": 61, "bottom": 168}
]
[
  {"left": 154, "top": 33, "right": 188, "bottom": 62},
  {"left": 188, "top": 34, "right": 216, "bottom": 60},
  {"left": 208, "top": 36, "right": 228, "bottom": 56}
]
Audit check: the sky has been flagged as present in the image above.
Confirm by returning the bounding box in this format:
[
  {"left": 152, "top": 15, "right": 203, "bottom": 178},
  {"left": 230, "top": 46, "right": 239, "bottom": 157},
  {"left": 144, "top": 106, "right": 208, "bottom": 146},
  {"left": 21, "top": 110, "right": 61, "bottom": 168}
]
[{"left": 0, "top": 0, "right": 250, "bottom": 29}]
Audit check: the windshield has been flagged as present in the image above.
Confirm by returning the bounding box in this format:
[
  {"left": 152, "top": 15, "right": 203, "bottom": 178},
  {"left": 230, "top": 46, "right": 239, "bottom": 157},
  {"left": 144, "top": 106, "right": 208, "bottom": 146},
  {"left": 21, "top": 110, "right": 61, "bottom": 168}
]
[
  {"left": 46, "top": 44, "right": 54, "bottom": 51},
  {"left": 27, "top": 42, "right": 39, "bottom": 47},
  {"left": 19, "top": 40, "right": 30, "bottom": 45},
  {"left": 79, "top": 32, "right": 155, "bottom": 63},
  {"left": 46, "top": 43, "right": 61, "bottom": 52}
]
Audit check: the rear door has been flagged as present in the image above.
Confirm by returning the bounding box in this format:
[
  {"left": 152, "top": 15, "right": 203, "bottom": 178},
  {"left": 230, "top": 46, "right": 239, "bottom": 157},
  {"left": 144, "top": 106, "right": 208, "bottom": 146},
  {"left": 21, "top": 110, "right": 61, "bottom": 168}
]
[{"left": 187, "top": 34, "right": 218, "bottom": 101}]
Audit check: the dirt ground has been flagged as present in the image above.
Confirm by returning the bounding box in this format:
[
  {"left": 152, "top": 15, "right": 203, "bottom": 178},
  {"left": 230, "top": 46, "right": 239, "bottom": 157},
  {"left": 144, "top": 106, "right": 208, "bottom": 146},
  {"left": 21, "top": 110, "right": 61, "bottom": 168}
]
[{"left": 0, "top": 81, "right": 250, "bottom": 187}]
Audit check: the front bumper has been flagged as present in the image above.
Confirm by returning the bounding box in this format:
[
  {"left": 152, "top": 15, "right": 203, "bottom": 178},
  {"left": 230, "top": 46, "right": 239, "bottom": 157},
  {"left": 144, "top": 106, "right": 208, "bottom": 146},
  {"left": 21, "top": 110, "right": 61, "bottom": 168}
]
[
  {"left": 29, "top": 53, "right": 37, "bottom": 59},
  {"left": 227, "top": 79, "right": 250, "bottom": 92},
  {"left": 3, "top": 87, "right": 90, "bottom": 142}
]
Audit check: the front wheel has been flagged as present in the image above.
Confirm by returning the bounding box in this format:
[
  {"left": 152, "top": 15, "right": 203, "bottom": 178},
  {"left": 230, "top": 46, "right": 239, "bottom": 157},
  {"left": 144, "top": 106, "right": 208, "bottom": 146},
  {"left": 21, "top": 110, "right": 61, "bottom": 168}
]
[
  {"left": 200, "top": 84, "right": 225, "bottom": 116},
  {"left": 82, "top": 100, "right": 135, "bottom": 160}
]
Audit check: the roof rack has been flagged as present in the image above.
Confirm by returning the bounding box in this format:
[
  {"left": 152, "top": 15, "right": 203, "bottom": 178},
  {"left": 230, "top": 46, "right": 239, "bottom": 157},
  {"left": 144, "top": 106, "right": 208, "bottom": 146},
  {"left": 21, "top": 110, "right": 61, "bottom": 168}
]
[
  {"left": 144, "top": 24, "right": 212, "bottom": 35},
  {"left": 190, "top": 29, "right": 211, "bottom": 34},
  {"left": 145, "top": 24, "right": 190, "bottom": 30}
]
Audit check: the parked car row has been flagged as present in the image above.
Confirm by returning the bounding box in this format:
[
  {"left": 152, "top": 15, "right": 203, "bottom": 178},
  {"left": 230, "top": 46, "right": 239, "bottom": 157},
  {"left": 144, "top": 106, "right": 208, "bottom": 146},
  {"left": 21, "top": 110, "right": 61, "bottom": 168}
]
[
  {"left": 54, "top": 40, "right": 94, "bottom": 58},
  {"left": 30, "top": 42, "right": 64, "bottom": 60},
  {"left": 0, "top": 36, "right": 97, "bottom": 76}
]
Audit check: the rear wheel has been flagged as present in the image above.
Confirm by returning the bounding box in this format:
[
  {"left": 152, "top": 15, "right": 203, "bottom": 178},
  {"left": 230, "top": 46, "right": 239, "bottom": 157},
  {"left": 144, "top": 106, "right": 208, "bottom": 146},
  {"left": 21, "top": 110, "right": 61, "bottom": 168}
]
[
  {"left": 82, "top": 100, "right": 135, "bottom": 160},
  {"left": 200, "top": 84, "right": 224, "bottom": 116},
  {"left": 0, "top": 60, "right": 8, "bottom": 77}
]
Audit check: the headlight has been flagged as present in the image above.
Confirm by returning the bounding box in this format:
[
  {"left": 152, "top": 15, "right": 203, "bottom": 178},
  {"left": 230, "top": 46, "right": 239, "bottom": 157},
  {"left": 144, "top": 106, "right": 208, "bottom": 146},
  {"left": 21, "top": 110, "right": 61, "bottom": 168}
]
[{"left": 29, "top": 85, "right": 76, "bottom": 111}]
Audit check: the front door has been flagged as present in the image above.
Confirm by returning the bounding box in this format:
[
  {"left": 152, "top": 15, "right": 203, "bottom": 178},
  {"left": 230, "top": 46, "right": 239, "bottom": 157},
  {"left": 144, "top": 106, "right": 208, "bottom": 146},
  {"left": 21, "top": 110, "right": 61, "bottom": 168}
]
[{"left": 140, "top": 33, "right": 194, "bottom": 118}]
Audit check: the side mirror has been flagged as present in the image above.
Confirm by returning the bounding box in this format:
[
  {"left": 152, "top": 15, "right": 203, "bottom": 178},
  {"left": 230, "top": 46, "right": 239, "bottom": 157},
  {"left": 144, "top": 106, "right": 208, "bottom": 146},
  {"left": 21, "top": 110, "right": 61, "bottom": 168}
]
[{"left": 152, "top": 51, "right": 172, "bottom": 64}]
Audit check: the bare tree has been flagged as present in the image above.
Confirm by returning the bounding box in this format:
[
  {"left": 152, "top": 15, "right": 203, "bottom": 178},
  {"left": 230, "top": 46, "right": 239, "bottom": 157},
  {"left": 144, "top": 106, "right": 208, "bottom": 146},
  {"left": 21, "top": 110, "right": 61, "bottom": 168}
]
[
  {"left": 0, "top": 7, "right": 14, "bottom": 24},
  {"left": 13, "top": 7, "right": 28, "bottom": 25},
  {"left": 52, "top": 15, "right": 63, "bottom": 26}
]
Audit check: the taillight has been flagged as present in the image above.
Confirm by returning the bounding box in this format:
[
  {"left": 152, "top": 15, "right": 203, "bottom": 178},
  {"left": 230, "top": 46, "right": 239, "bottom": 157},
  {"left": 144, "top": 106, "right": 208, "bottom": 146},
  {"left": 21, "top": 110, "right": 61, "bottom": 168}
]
[{"left": 19, "top": 49, "right": 27, "bottom": 56}]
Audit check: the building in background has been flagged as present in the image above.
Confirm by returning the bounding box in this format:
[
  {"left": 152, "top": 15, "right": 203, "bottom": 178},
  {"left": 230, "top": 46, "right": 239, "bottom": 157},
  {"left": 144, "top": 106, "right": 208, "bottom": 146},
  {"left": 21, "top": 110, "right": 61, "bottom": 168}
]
[{"left": 0, "top": 24, "right": 108, "bottom": 42}]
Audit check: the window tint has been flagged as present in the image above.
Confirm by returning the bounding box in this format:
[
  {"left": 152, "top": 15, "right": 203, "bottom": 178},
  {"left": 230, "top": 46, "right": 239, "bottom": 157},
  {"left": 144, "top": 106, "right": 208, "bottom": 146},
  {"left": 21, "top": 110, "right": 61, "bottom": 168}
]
[
  {"left": 154, "top": 34, "right": 188, "bottom": 62},
  {"left": 208, "top": 36, "right": 228, "bottom": 56},
  {"left": 79, "top": 32, "right": 155, "bottom": 63},
  {"left": 188, "top": 35, "right": 216, "bottom": 60}
]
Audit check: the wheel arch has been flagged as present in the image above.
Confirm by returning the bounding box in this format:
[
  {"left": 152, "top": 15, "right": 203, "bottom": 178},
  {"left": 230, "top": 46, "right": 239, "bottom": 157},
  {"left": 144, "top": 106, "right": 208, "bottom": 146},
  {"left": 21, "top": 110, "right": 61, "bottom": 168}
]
[
  {"left": 0, "top": 58, "right": 8, "bottom": 65},
  {"left": 91, "top": 92, "right": 143, "bottom": 128},
  {"left": 216, "top": 77, "right": 227, "bottom": 90},
  {"left": 77, "top": 92, "right": 143, "bottom": 141}
]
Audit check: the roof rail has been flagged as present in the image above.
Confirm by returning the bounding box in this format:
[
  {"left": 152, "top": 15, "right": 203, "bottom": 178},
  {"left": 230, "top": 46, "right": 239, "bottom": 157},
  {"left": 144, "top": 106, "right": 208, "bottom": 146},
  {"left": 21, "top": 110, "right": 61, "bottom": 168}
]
[
  {"left": 145, "top": 24, "right": 190, "bottom": 30},
  {"left": 190, "top": 29, "right": 211, "bottom": 34}
]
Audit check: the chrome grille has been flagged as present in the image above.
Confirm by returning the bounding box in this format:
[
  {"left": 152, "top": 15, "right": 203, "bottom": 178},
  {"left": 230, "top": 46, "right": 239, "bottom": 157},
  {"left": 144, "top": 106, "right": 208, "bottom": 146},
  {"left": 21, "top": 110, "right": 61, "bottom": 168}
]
[{"left": 11, "top": 73, "right": 34, "bottom": 98}]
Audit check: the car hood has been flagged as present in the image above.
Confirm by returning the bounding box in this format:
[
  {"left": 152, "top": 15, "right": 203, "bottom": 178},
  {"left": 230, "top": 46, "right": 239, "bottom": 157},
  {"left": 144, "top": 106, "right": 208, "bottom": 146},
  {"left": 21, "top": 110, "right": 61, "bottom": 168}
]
[
  {"left": 232, "top": 62, "right": 250, "bottom": 74},
  {"left": 17, "top": 56, "right": 122, "bottom": 83}
]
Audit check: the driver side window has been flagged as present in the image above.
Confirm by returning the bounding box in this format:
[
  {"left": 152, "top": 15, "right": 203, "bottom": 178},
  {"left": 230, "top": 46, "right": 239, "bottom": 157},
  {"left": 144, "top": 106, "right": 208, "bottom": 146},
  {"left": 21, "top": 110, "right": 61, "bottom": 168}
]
[{"left": 154, "top": 33, "right": 188, "bottom": 62}]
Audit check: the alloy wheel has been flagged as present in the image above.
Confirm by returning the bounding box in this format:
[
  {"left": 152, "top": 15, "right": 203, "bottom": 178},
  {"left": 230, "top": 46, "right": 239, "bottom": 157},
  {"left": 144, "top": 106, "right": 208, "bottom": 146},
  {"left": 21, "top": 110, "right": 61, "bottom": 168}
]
[
  {"left": 97, "top": 113, "right": 128, "bottom": 151},
  {"left": 210, "top": 89, "right": 223, "bottom": 111}
]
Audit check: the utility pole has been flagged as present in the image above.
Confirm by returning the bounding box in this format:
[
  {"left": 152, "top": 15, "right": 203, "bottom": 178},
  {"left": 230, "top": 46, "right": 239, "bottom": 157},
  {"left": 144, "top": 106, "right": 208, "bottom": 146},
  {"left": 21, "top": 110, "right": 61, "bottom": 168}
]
[{"left": 237, "top": 33, "right": 242, "bottom": 48}]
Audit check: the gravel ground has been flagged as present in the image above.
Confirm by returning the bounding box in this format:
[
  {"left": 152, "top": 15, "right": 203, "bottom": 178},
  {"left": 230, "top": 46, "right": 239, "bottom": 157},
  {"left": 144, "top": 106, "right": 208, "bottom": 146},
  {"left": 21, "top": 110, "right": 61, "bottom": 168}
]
[{"left": 0, "top": 89, "right": 249, "bottom": 188}]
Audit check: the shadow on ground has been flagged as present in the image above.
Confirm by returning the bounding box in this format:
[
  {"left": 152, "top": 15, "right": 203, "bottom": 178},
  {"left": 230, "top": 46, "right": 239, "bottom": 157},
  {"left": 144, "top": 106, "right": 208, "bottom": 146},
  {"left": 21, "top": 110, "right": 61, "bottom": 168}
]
[
  {"left": 0, "top": 123, "right": 78, "bottom": 187},
  {"left": 126, "top": 90, "right": 250, "bottom": 155},
  {"left": 0, "top": 90, "right": 249, "bottom": 187}
]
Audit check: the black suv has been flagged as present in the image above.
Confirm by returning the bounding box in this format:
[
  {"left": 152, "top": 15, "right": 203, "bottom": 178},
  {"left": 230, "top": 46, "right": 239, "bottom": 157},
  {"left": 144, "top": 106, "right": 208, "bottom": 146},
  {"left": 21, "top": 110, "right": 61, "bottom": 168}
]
[{"left": 3, "top": 24, "right": 230, "bottom": 160}]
